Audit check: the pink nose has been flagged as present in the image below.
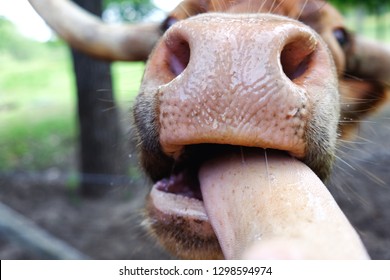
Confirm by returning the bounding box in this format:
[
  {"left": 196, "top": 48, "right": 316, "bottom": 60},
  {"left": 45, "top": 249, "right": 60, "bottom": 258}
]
[{"left": 143, "top": 13, "right": 339, "bottom": 162}]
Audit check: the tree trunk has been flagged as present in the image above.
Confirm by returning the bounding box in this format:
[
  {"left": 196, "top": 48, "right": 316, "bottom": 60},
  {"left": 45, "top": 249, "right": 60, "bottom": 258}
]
[{"left": 71, "top": 0, "right": 125, "bottom": 197}]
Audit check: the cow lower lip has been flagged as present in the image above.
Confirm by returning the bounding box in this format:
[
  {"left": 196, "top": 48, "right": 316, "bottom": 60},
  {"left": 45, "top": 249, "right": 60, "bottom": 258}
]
[{"left": 150, "top": 157, "right": 210, "bottom": 222}]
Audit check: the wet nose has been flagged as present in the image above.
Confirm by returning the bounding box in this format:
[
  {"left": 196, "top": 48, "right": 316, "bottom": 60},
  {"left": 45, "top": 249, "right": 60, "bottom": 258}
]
[{"left": 164, "top": 16, "right": 318, "bottom": 85}]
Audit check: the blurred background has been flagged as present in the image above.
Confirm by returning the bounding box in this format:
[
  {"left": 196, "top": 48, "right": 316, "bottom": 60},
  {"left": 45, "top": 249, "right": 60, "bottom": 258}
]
[{"left": 0, "top": 0, "right": 389, "bottom": 259}]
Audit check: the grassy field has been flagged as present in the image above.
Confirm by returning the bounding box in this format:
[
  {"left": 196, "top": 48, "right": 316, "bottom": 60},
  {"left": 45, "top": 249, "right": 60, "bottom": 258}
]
[{"left": 0, "top": 20, "right": 144, "bottom": 172}]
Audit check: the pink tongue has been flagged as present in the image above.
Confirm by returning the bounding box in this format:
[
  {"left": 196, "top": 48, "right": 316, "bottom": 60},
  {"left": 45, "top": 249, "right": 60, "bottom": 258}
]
[{"left": 199, "top": 149, "right": 369, "bottom": 259}]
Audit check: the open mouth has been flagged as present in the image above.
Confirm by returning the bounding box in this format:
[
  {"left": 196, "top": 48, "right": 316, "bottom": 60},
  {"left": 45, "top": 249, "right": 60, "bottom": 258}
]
[
  {"left": 146, "top": 144, "right": 300, "bottom": 259},
  {"left": 148, "top": 144, "right": 290, "bottom": 228},
  {"left": 149, "top": 145, "right": 229, "bottom": 221},
  {"left": 145, "top": 135, "right": 367, "bottom": 260}
]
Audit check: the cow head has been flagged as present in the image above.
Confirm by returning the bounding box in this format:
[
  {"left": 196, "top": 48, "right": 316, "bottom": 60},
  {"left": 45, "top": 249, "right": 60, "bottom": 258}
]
[{"left": 29, "top": 0, "right": 390, "bottom": 259}]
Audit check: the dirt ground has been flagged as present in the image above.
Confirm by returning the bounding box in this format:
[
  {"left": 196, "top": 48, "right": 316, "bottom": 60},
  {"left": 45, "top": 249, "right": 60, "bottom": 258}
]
[{"left": 1, "top": 104, "right": 390, "bottom": 260}]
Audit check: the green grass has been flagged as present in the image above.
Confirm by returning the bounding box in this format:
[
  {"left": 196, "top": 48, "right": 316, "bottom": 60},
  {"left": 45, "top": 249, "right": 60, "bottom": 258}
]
[
  {"left": 0, "top": 23, "right": 145, "bottom": 172},
  {"left": 0, "top": 115, "right": 76, "bottom": 171},
  {"left": 0, "top": 42, "right": 75, "bottom": 171}
]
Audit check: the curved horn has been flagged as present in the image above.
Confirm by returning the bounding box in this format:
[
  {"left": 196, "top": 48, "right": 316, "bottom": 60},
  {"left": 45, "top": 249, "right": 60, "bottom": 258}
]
[
  {"left": 28, "top": 0, "right": 161, "bottom": 61},
  {"left": 347, "top": 36, "right": 390, "bottom": 87}
]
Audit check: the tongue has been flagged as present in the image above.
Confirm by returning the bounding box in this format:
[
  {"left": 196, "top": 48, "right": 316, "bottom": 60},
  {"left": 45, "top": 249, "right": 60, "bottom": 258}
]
[{"left": 199, "top": 148, "right": 369, "bottom": 259}]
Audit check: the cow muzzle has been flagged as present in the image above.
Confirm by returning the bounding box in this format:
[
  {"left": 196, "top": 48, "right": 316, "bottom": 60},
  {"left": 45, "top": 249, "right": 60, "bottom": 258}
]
[
  {"left": 144, "top": 13, "right": 339, "bottom": 166},
  {"left": 137, "top": 13, "right": 343, "bottom": 259}
]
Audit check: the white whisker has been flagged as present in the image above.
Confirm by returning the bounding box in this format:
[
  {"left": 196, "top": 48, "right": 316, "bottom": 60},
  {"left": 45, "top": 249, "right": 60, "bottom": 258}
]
[
  {"left": 334, "top": 154, "right": 357, "bottom": 171},
  {"left": 264, "top": 149, "right": 271, "bottom": 191},
  {"left": 296, "top": 0, "right": 308, "bottom": 20},
  {"left": 240, "top": 146, "right": 246, "bottom": 165}
]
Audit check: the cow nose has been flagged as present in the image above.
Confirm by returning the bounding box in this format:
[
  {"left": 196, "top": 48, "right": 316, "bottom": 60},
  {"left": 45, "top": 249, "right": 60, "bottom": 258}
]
[
  {"left": 145, "top": 14, "right": 338, "bottom": 159},
  {"left": 161, "top": 16, "right": 318, "bottom": 87}
]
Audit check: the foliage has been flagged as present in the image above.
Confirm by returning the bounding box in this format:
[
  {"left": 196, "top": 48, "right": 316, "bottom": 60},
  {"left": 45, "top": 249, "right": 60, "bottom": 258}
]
[
  {"left": 329, "top": 0, "right": 390, "bottom": 12},
  {"left": 102, "top": 0, "right": 156, "bottom": 22}
]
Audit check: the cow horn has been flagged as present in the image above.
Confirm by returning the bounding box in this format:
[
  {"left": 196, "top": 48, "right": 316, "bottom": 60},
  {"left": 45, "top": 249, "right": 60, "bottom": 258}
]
[
  {"left": 347, "top": 36, "right": 390, "bottom": 87},
  {"left": 28, "top": 0, "right": 161, "bottom": 61}
]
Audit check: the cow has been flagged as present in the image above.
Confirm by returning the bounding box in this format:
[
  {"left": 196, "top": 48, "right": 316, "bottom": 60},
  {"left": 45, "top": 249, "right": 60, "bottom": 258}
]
[{"left": 28, "top": 0, "right": 390, "bottom": 259}]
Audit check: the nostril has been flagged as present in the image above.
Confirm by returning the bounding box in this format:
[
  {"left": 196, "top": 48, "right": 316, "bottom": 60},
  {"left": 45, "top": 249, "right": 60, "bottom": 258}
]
[
  {"left": 165, "top": 35, "right": 191, "bottom": 77},
  {"left": 280, "top": 38, "right": 316, "bottom": 81}
]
